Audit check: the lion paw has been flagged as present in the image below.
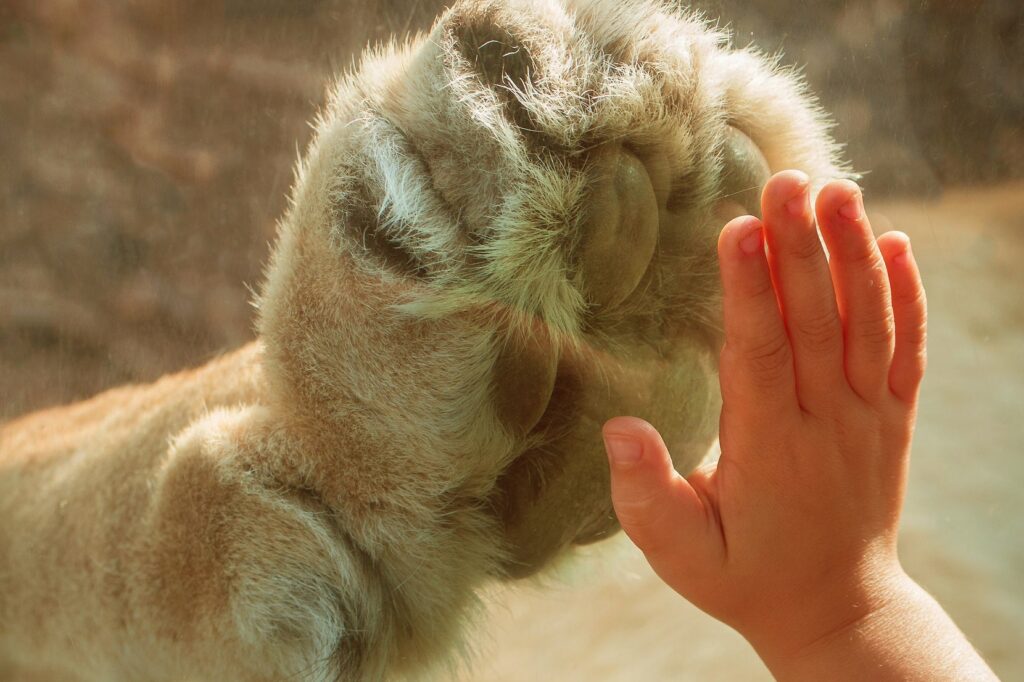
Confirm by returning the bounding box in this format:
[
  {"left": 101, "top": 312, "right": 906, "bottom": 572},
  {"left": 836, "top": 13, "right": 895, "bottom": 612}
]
[{"left": 259, "top": 0, "right": 847, "bottom": 577}]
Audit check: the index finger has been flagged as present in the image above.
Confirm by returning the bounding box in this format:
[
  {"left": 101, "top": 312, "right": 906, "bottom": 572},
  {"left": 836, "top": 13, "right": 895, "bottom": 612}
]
[{"left": 717, "top": 215, "right": 798, "bottom": 412}]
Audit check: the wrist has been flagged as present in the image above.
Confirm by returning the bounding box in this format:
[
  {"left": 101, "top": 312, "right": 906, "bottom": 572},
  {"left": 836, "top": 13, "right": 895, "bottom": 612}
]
[
  {"left": 750, "top": 572, "right": 998, "bottom": 682},
  {"left": 743, "top": 563, "right": 915, "bottom": 672}
]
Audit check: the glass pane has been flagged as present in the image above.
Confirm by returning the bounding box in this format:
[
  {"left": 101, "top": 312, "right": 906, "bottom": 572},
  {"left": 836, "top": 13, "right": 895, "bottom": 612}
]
[{"left": 1, "top": 1, "right": 1019, "bottom": 679}]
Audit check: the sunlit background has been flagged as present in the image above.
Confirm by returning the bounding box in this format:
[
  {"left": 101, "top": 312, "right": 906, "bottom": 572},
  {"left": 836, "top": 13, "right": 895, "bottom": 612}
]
[{"left": 1, "top": 0, "right": 1021, "bottom": 679}]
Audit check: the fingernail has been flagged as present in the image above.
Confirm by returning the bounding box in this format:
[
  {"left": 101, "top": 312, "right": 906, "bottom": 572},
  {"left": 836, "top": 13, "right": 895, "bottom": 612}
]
[
  {"left": 739, "top": 226, "right": 763, "bottom": 255},
  {"left": 889, "top": 232, "right": 912, "bottom": 266},
  {"left": 839, "top": 192, "right": 863, "bottom": 221},
  {"left": 785, "top": 186, "right": 809, "bottom": 217},
  {"left": 893, "top": 243, "right": 911, "bottom": 266},
  {"left": 604, "top": 436, "right": 643, "bottom": 465}
]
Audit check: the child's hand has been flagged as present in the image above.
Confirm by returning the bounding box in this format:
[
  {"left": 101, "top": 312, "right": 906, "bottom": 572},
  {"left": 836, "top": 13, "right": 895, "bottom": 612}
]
[{"left": 602, "top": 171, "right": 928, "bottom": 660}]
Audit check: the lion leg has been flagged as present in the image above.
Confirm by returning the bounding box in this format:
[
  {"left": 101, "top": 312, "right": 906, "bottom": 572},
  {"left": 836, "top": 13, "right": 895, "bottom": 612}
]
[{"left": 2, "top": 401, "right": 500, "bottom": 681}]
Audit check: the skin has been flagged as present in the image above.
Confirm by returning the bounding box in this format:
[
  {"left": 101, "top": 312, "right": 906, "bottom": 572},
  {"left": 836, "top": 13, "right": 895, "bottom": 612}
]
[{"left": 601, "top": 171, "right": 999, "bottom": 681}]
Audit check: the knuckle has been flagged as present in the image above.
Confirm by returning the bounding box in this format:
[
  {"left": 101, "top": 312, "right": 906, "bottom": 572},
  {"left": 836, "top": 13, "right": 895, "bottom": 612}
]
[
  {"left": 794, "top": 308, "right": 842, "bottom": 352},
  {"left": 917, "top": 346, "right": 933, "bottom": 372},
  {"left": 855, "top": 310, "right": 895, "bottom": 352},
  {"left": 741, "top": 271, "right": 777, "bottom": 301},
  {"left": 845, "top": 244, "right": 884, "bottom": 273},
  {"left": 895, "top": 280, "right": 927, "bottom": 309},
  {"left": 788, "top": 232, "right": 828, "bottom": 264},
  {"left": 908, "top": 340, "right": 928, "bottom": 374},
  {"left": 899, "top": 315, "right": 928, "bottom": 348},
  {"left": 891, "top": 346, "right": 928, "bottom": 403},
  {"left": 822, "top": 411, "right": 852, "bottom": 445},
  {"left": 740, "top": 334, "right": 793, "bottom": 382},
  {"left": 614, "top": 490, "right": 668, "bottom": 533},
  {"left": 915, "top": 346, "right": 928, "bottom": 374}
]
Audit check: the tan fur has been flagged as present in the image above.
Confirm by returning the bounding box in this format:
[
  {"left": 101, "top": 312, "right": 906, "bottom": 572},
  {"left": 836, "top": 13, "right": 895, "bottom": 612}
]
[{"left": 0, "top": 0, "right": 847, "bottom": 679}]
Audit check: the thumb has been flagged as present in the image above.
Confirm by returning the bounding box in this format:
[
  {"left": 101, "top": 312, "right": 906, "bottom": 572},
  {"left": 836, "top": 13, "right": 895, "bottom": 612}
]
[{"left": 603, "top": 416, "right": 714, "bottom": 576}]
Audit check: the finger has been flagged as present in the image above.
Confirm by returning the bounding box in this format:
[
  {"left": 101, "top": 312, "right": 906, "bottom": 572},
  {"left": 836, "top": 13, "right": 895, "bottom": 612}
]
[
  {"left": 877, "top": 233, "right": 927, "bottom": 403},
  {"left": 816, "top": 181, "right": 895, "bottom": 400},
  {"left": 603, "top": 417, "right": 716, "bottom": 578},
  {"left": 761, "top": 171, "right": 846, "bottom": 406},
  {"left": 717, "top": 215, "right": 798, "bottom": 412}
]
